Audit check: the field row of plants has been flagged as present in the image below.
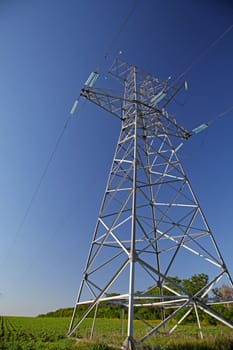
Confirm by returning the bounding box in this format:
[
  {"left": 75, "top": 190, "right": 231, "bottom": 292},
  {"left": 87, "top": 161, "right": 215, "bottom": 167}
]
[
  {"left": 0, "top": 316, "right": 232, "bottom": 349},
  {"left": 0, "top": 316, "right": 76, "bottom": 350}
]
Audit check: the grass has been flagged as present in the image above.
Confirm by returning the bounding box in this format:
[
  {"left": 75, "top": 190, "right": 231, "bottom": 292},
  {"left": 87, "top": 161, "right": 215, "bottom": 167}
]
[{"left": 0, "top": 316, "right": 232, "bottom": 349}]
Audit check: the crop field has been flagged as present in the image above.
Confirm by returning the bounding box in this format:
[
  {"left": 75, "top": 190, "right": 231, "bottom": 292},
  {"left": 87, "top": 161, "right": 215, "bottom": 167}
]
[
  {"left": 0, "top": 316, "right": 75, "bottom": 350},
  {"left": 0, "top": 316, "right": 233, "bottom": 349}
]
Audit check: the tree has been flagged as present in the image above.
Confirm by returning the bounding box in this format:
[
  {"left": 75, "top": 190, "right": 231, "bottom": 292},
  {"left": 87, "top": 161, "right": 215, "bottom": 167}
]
[
  {"left": 213, "top": 284, "right": 233, "bottom": 299},
  {"left": 182, "top": 273, "right": 209, "bottom": 296},
  {"left": 213, "top": 284, "right": 233, "bottom": 309}
]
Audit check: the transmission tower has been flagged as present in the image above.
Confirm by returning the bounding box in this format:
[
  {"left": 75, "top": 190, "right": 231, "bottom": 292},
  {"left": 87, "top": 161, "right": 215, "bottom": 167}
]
[{"left": 68, "top": 59, "right": 233, "bottom": 349}]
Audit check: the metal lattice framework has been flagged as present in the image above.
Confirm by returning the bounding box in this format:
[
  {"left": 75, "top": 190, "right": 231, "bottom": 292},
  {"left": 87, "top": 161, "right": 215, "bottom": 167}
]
[{"left": 68, "top": 59, "right": 233, "bottom": 349}]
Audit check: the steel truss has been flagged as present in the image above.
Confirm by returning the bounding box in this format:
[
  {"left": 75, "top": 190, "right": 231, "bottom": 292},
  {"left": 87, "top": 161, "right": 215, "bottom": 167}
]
[{"left": 68, "top": 59, "right": 233, "bottom": 349}]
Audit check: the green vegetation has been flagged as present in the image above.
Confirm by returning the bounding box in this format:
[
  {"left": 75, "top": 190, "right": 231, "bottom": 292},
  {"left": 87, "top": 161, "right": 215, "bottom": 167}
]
[
  {"left": 0, "top": 316, "right": 75, "bottom": 350},
  {"left": 39, "top": 274, "right": 233, "bottom": 325},
  {"left": 0, "top": 316, "right": 233, "bottom": 349},
  {"left": 1, "top": 274, "right": 232, "bottom": 349}
]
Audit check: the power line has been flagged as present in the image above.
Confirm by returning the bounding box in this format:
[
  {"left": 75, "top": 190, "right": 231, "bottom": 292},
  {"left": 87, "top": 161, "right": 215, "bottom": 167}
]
[
  {"left": 0, "top": 115, "right": 72, "bottom": 267},
  {"left": 192, "top": 104, "right": 233, "bottom": 135},
  {"left": 103, "top": 0, "right": 137, "bottom": 61},
  {"left": 171, "top": 23, "right": 233, "bottom": 142},
  {"left": 96, "top": 0, "right": 137, "bottom": 72},
  {"left": 175, "top": 23, "right": 233, "bottom": 83},
  {"left": 0, "top": 1, "right": 138, "bottom": 267},
  {"left": 176, "top": 104, "right": 233, "bottom": 162},
  {"left": 216, "top": 105, "right": 233, "bottom": 120}
]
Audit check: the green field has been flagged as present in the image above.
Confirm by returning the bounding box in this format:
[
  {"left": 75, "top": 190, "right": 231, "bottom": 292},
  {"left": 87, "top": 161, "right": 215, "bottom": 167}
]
[{"left": 0, "top": 316, "right": 233, "bottom": 349}]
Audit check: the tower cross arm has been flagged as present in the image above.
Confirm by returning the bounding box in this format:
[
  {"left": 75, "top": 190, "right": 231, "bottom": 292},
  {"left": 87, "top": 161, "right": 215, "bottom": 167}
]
[
  {"left": 80, "top": 87, "right": 191, "bottom": 139},
  {"left": 80, "top": 87, "right": 125, "bottom": 120}
]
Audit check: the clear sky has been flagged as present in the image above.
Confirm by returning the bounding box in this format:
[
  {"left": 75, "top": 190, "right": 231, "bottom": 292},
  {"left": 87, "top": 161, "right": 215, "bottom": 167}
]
[{"left": 0, "top": 0, "right": 232, "bottom": 316}]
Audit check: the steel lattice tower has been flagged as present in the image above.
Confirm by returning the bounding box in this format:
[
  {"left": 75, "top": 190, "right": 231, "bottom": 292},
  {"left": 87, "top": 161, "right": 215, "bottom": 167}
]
[{"left": 68, "top": 59, "right": 233, "bottom": 349}]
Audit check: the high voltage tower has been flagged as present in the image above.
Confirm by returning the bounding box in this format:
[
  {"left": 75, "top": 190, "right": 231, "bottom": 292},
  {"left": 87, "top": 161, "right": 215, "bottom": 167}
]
[{"left": 68, "top": 59, "right": 233, "bottom": 349}]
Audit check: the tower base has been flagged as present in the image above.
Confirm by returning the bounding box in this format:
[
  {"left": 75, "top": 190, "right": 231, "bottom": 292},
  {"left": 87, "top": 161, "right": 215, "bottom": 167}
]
[{"left": 122, "top": 336, "right": 136, "bottom": 350}]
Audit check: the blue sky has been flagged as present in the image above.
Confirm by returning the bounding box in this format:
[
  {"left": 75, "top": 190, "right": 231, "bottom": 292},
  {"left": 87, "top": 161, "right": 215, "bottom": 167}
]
[{"left": 0, "top": 0, "right": 232, "bottom": 316}]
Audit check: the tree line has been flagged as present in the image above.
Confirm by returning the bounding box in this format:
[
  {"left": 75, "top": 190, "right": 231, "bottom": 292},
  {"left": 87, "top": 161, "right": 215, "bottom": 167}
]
[{"left": 38, "top": 273, "right": 233, "bottom": 324}]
